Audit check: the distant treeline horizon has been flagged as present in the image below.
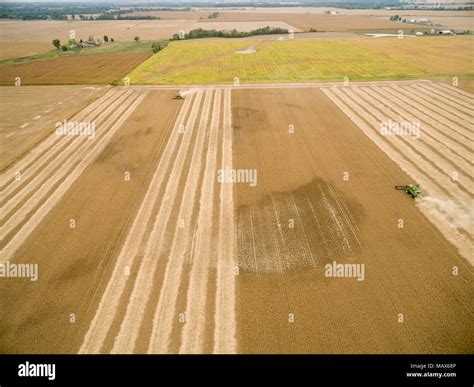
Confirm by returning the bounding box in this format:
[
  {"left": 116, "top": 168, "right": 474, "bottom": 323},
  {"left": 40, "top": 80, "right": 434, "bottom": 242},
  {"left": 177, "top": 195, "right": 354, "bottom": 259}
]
[{"left": 0, "top": 1, "right": 471, "bottom": 21}]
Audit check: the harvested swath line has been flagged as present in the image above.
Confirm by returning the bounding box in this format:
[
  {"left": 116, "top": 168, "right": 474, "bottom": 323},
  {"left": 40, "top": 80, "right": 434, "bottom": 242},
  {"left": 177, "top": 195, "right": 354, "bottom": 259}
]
[
  {"left": 177, "top": 89, "right": 222, "bottom": 354},
  {"left": 421, "top": 82, "right": 474, "bottom": 108},
  {"left": 1, "top": 90, "right": 131, "bottom": 205},
  {"left": 0, "top": 90, "right": 138, "bottom": 243},
  {"left": 322, "top": 87, "right": 473, "bottom": 262},
  {"left": 380, "top": 86, "right": 473, "bottom": 164},
  {"left": 332, "top": 87, "right": 471, "bottom": 210},
  {"left": 111, "top": 91, "right": 203, "bottom": 354},
  {"left": 147, "top": 89, "right": 214, "bottom": 354},
  {"left": 414, "top": 85, "right": 473, "bottom": 124},
  {"left": 213, "top": 89, "right": 237, "bottom": 354},
  {"left": 1, "top": 90, "right": 133, "bottom": 213},
  {"left": 0, "top": 91, "right": 138, "bottom": 241},
  {"left": 391, "top": 85, "right": 474, "bottom": 147},
  {"left": 328, "top": 87, "right": 473, "bottom": 208},
  {"left": 330, "top": 91, "right": 469, "bottom": 246},
  {"left": 362, "top": 86, "right": 473, "bottom": 185},
  {"left": 0, "top": 88, "right": 122, "bottom": 196},
  {"left": 111, "top": 90, "right": 204, "bottom": 354},
  {"left": 0, "top": 93, "right": 146, "bottom": 262},
  {"left": 0, "top": 90, "right": 131, "bottom": 198},
  {"left": 345, "top": 87, "right": 473, "bottom": 199},
  {"left": 79, "top": 95, "right": 195, "bottom": 354},
  {"left": 0, "top": 88, "right": 121, "bottom": 189},
  {"left": 414, "top": 84, "right": 473, "bottom": 120},
  {"left": 384, "top": 85, "right": 473, "bottom": 137},
  {"left": 405, "top": 85, "right": 473, "bottom": 132},
  {"left": 435, "top": 82, "right": 474, "bottom": 99},
  {"left": 416, "top": 83, "right": 473, "bottom": 113},
  {"left": 358, "top": 87, "right": 473, "bottom": 177}
]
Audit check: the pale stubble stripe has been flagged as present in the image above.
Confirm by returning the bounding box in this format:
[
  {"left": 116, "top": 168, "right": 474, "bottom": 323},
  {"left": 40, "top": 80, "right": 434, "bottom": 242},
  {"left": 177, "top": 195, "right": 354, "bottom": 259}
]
[
  {"left": 111, "top": 90, "right": 204, "bottom": 354},
  {"left": 147, "top": 89, "right": 215, "bottom": 354},
  {"left": 79, "top": 94, "right": 195, "bottom": 354},
  {"left": 173, "top": 89, "right": 222, "bottom": 354},
  {"left": 1, "top": 90, "right": 133, "bottom": 217},
  {"left": 0, "top": 88, "right": 121, "bottom": 189},
  {"left": 1, "top": 92, "right": 146, "bottom": 262},
  {"left": 213, "top": 89, "right": 237, "bottom": 354}
]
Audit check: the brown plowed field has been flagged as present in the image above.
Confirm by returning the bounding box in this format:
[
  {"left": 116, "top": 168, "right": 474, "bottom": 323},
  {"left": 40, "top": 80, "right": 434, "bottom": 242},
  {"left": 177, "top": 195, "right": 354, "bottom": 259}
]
[{"left": 0, "top": 53, "right": 151, "bottom": 85}]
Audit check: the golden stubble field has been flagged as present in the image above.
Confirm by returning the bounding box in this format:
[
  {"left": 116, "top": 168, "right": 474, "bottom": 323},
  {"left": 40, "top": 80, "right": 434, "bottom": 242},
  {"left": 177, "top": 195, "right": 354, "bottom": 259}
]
[
  {"left": 232, "top": 84, "right": 473, "bottom": 353},
  {"left": 0, "top": 85, "right": 107, "bottom": 170},
  {"left": 0, "top": 81, "right": 472, "bottom": 354}
]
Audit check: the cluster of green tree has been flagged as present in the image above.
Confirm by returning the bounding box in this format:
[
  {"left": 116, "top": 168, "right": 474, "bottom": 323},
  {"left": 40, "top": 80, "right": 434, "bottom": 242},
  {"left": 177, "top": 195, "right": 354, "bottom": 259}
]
[
  {"left": 143, "top": 7, "right": 192, "bottom": 11},
  {"left": 0, "top": 11, "right": 67, "bottom": 21},
  {"left": 151, "top": 42, "right": 163, "bottom": 53},
  {"left": 172, "top": 26, "right": 288, "bottom": 40},
  {"left": 0, "top": 4, "right": 111, "bottom": 20},
  {"left": 397, "top": 6, "right": 472, "bottom": 11},
  {"left": 208, "top": 12, "right": 219, "bottom": 19},
  {"left": 389, "top": 15, "right": 402, "bottom": 21},
  {"left": 2, "top": 2, "right": 471, "bottom": 21},
  {"left": 51, "top": 35, "right": 115, "bottom": 51},
  {"left": 95, "top": 13, "right": 158, "bottom": 20},
  {"left": 138, "top": 2, "right": 400, "bottom": 10},
  {"left": 157, "top": 1, "right": 470, "bottom": 11}
]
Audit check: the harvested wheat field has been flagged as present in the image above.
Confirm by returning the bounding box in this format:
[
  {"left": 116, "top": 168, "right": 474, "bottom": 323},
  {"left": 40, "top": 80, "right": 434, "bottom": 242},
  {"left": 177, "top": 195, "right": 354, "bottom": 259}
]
[
  {"left": 232, "top": 84, "right": 473, "bottom": 353},
  {"left": 202, "top": 12, "right": 422, "bottom": 32},
  {"left": 0, "top": 87, "right": 238, "bottom": 353},
  {"left": 0, "top": 53, "right": 151, "bottom": 85},
  {"left": 0, "top": 20, "right": 191, "bottom": 43},
  {"left": 0, "top": 42, "right": 53, "bottom": 61},
  {"left": 435, "top": 77, "right": 474, "bottom": 93},
  {"left": 321, "top": 81, "right": 473, "bottom": 264},
  {"left": 78, "top": 88, "right": 236, "bottom": 354},
  {"left": 0, "top": 87, "right": 181, "bottom": 353},
  {"left": 0, "top": 82, "right": 472, "bottom": 354},
  {"left": 0, "top": 85, "right": 107, "bottom": 170}
]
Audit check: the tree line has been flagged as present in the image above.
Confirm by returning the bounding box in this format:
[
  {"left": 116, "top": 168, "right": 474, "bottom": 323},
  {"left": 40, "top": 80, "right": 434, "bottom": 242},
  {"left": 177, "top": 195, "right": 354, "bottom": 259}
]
[{"left": 172, "top": 26, "right": 289, "bottom": 40}]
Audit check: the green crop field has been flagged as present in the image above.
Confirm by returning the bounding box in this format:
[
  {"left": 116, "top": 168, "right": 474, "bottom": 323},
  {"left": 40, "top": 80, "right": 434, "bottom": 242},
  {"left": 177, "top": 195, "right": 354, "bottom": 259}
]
[{"left": 127, "top": 36, "right": 474, "bottom": 85}]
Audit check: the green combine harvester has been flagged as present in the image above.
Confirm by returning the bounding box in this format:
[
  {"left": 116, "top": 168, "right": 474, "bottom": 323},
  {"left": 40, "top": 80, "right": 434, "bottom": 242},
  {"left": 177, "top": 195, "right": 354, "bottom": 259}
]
[{"left": 395, "top": 184, "right": 422, "bottom": 198}]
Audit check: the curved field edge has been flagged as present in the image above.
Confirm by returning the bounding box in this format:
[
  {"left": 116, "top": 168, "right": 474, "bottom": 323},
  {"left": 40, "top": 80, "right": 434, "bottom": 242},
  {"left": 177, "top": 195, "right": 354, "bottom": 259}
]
[{"left": 126, "top": 36, "right": 474, "bottom": 85}]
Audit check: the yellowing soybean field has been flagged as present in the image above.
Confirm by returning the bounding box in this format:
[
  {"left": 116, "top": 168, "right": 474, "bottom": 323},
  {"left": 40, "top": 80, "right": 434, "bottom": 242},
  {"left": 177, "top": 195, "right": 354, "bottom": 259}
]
[{"left": 128, "top": 36, "right": 474, "bottom": 84}]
